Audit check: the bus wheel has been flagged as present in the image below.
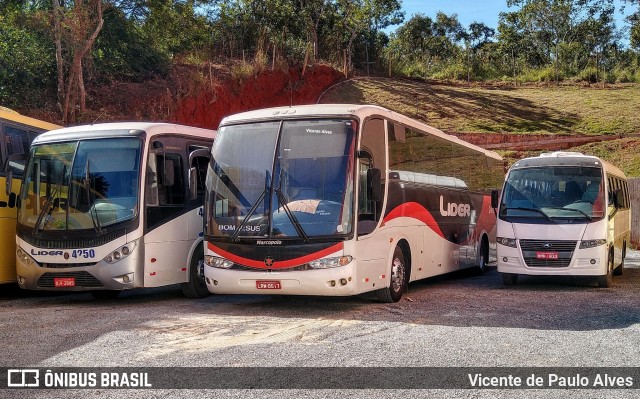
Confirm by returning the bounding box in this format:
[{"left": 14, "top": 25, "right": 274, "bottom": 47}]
[
  {"left": 91, "top": 290, "right": 121, "bottom": 300},
  {"left": 376, "top": 246, "right": 407, "bottom": 303},
  {"left": 181, "top": 248, "right": 210, "bottom": 299},
  {"left": 474, "top": 240, "right": 489, "bottom": 275},
  {"left": 502, "top": 273, "right": 518, "bottom": 286},
  {"left": 597, "top": 253, "right": 614, "bottom": 288},
  {"left": 613, "top": 246, "right": 625, "bottom": 276}
]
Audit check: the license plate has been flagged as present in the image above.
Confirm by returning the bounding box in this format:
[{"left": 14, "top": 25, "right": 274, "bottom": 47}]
[
  {"left": 256, "top": 280, "right": 281, "bottom": 290},
  {"left": 54, "top": 277, "right": 75, "bottom": 288},
  {"left": 536, "top": 251, "right": 559, "bottom": 260}
]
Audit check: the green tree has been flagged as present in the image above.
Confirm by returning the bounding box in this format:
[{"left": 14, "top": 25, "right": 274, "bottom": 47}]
[
  {"left": 507, "top": 0, "right": 616, "bottom": 82},
  {"left": 335, "top": 0, "right": 403, "bottom": 74}
]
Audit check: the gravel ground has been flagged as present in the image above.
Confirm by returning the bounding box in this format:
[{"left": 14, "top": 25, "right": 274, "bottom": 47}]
[{"left": 1, "top": 251, "right": 639, "bottom": 398}]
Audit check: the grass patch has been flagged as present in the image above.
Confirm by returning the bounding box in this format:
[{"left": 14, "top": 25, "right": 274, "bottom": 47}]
[{"left": 319, "top": 78, "right": 640, "bottom": 136}]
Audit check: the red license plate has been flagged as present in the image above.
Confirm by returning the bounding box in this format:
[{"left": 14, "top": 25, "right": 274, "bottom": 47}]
[
  {"left": 536, "top": 251, "right": 559, "bottom": 260},
  {"left": 256, "top": 280, "right": 281, "bottom": 290},
  {"left": 54, "top": 277, "right": 76, "bottom": 288}
]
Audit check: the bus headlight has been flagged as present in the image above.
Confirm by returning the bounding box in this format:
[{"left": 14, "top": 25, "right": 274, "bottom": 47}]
[
  {"left": 308, "top": 256, "right": 353, "bottom": 269},
  {"left": 205, "top": 255, "right": 234, "bottom": 269},
  {"left": 580, "top": 239, "right": 607, "bottom": 249},
  {"left": 104, "top": 239, "right": 139, "bottom": 264},
  {"left": 497, "top": 237, "right": 517, "bottom": 248},
  {"left": 16, "top": 248, "right": 33, "bottom": 265}
]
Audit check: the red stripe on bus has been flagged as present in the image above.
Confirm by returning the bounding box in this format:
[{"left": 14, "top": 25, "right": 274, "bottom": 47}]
[
  {"left": 207, "top": 242, "right": 344, "bottom": 269},
  {"left": 382, "top": 202, "right": 445, "bottom": 238}
]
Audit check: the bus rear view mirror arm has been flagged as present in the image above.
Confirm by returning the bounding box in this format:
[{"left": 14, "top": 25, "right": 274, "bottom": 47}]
[{"left": 4, "top": 152, "right": 27, "bottom": 196}]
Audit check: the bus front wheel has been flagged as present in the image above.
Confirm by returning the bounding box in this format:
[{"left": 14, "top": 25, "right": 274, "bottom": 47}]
[
  {"left": 597, "top": 253, "right": 614, "bottom": 288},
  {"left": 613, "top": 245, "right": 625, "bottom": 276},
  {"left": 376, "top": 246, "right": 407, "bottom": 303},
  {"left": 502, "top": 273, "right": 518, "bottom": 286},
  {"left": 181, "top": 246, "right": 210, "bottom": 299}
]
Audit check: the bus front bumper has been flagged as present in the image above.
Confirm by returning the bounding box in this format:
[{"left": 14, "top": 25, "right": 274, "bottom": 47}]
[
  {"left": 204, "top": 264, "right": 359, "bottom": 296},
  {"left": 497, "top": 244, "right": 608, "bottom": 276},
  {"left": 15, "top": 251, "right": 141, "bottom": 291}
]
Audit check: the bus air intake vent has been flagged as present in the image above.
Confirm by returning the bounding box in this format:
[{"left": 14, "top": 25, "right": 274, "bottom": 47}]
[{"left": 519, "top": 239, "right": 577, "bottom": 268}]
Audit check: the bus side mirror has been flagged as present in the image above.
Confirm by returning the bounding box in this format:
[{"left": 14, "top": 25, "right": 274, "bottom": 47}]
[
  {"left": 4, "top": 153, "right": 27, "bottom": 195},
  {"left": 5, "top": 170, "right": 12, "bottom": 196},
  {"left": 368, "top": 168, "right": 382, "bottom": 202},
  {"left": 189, "top": 167, "right": 197, "bottom": 200},
  {"left": 491, "top": 190, "right": 500, "bottom": 209}
]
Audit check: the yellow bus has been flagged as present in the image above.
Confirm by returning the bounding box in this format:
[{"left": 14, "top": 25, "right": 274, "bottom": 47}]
[{"left": 0, "top": 107, "right": 61, "bottom": 284}]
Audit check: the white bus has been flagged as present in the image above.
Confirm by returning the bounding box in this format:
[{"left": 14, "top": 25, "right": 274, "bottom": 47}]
[
  {"left": 12, "top": 122, "right": 215, "bottom": 298},
  {"left": 497, "top": 151, "right": 631, "bottom": 288},
  {"left": 202, "top": 104, "right": 504, "bottom": 302}
]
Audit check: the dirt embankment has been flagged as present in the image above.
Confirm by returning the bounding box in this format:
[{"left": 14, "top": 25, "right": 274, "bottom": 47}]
[{"left": 173, "top": 65, "right": 344, "bottom": 130}]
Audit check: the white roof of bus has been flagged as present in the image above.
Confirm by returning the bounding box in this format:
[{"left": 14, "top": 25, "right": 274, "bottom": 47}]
[
  {"left": 32, "top": 122, "right": 215, "bottom": 144},
  {"left": 220, "top": 104, "right": 502, "bottom": 161},
  {"left": 512, "top": 151, "right": 626, "bottom": 178}
]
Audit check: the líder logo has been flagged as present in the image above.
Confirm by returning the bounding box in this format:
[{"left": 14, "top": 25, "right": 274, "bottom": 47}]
[
  {"left": 264, "top": 256, "right": 274, "bottom": 267},
  {"left": 439, "top": 195, "right": 471, "bottom": 217}
]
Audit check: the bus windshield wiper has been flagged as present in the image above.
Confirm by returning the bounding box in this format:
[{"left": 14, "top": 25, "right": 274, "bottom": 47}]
[
  {"left": 501, "top": 206, "right": 553, "bottom": 222},
  {"left": 33, "top": 185, "right": 60, "bottom": 235},
  {"left": 33, "top": 165, "right": 65, "bottom": 235},
  {"left": 275, "top": 188, "right": 309, "bottom": 243},
  {"left": 84, "top": 159, "right": 103, "bottom": 234},
  {"left": 547, "top": 206, "right": 593, "bottom": 221},
  {"left": 230, "top": 170, "right": 270, "bottom": 242}
]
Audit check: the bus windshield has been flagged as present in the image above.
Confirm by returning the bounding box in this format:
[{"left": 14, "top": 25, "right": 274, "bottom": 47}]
[
  {"left": 18, "top": 137, "right": 142, "bottom": 232},
  {"left": 500, "top": 166, "right": 605, "bottom": 222},
  {"left": 205, "top": 119, "right": 356, "bottom": 240}
]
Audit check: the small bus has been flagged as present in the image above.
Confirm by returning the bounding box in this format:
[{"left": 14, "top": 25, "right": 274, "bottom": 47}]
[
  {"left": 497, "top": 151, "right": 631, "bottom": 287},
  {"left": 12, "top": 122, "right": 215, "bottom": 298},
  {"left": 202, "top": 104, "right": 504, "bottom": 302},
  {"left": 0, "top": 107, "right": 61, "bottom": 284}
]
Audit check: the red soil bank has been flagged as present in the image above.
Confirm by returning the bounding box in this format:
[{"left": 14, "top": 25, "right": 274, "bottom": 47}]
[{"left": 174, "top": 65, "right": 343, "bottom": 130}]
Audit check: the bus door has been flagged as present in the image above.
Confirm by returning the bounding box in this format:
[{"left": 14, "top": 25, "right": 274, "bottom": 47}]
[{"left": 144, "top": 137, "right": 190, "bottom": 286}]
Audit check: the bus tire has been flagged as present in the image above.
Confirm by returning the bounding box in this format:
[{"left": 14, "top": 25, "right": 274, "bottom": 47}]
[
  {"left": 376, "top": 245, "right": 407, "bottom": 303},
  {"left": 474, "top": 238, "right": 489, "bottom": 275},
  {"left": 502, "top": 273, "right": 518, "bottom": 286},
  {"left": 181, "top": 246, "right": 209, "bottom": 299},
  {"left": 91, "top": 290, "right": 121, "bottom": 300},
  {"left": 598, "top": 252, "right": 614, "bottom": 288},
  {"left": 613, "top": 245, "right": 625, "bottom": 276}
]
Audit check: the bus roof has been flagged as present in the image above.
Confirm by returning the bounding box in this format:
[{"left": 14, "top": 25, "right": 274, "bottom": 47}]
[
  {"left": 219, "top": 104, "right": 503, "bottom": 161},
  {"left": 510, "top": 151, "right": 626, "bottom": 179},
  {"left": 0, "top": 107, "right": 61, "bottom": 131},
  {"left": 32, "top": 122, "right": 216, "bottom": 145}
]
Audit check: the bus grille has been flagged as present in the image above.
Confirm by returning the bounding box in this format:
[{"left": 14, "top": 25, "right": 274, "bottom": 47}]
[
  {"left": 522, "top": 258, "right": 572, "bottom": 268},
  {"left": 37, "top": 272, "right": 104, "bottom": 288},
  {"left": 519, "top": 240, "right": 578, "bottom": 252},
  {"left": 42, "top": 262, "right": 97, "bottom": 269},
  {"left": 519, "top": 239, "right": 577, "bottom": 268}
]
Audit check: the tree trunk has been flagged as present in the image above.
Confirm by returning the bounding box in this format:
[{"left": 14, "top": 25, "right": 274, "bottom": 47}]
[
  {"left": 52, "top": 0, "right": 65, "bottom": 115},
  {"left": 61, "top": 0, "right": 104, "bottom": 123}
]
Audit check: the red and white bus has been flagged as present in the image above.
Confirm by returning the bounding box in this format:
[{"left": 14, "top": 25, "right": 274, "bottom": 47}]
[{"left": 203, "top": 104, "right": 504, "bottom": 302}]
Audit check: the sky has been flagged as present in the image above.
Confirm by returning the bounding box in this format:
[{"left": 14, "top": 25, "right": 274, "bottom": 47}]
[{"left": 387, "top": 0, "right": 634, "bottom": 35}]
